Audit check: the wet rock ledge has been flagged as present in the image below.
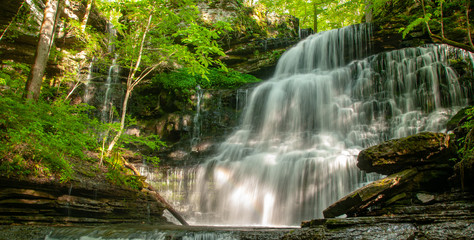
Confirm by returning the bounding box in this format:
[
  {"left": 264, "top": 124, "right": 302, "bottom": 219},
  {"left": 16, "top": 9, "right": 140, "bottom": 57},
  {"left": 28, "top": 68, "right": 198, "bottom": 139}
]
[
  {"left": 0, "top": 177, "right": 168, "bottom": 225},
  {"left": 287, "top": 190, "right": 474, "bottom": 239}
]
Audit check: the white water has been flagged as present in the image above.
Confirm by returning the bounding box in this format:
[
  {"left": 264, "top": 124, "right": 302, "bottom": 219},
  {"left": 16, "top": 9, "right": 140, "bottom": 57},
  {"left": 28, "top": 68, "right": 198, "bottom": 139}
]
[
  {"left": 192, "top": 86, "right": 204, "bottom": 146},
  {"left": 83, "top": 60, "right": 94, "bottom": 104},
  {"left": 101, "top": 57, "right": 119, "bottom": 123}
]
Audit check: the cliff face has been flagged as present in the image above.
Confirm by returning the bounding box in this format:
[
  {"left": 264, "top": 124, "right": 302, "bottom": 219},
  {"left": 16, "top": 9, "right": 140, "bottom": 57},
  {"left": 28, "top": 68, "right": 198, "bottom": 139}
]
[
  {"left": 199, "top": 0, "right": 300, "bottom": 78},
  {"left": 0, "top": 0, "right": 107, "bottom": 77}
]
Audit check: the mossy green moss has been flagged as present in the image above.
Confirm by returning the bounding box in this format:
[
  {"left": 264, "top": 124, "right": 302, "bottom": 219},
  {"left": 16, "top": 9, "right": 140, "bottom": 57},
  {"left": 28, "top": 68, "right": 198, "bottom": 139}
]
[{"left": 358, "top": 132, "right": 452, "bottom": 175}]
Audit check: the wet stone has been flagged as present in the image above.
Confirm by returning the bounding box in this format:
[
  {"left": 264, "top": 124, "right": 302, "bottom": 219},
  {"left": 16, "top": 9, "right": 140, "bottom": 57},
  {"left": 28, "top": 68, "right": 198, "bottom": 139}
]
[{"left": 416, "top": 193, "right": 435, "bottom": 204}]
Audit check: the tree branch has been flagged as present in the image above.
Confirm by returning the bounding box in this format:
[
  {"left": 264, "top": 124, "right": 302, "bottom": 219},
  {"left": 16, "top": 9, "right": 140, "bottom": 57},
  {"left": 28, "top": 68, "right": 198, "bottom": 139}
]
[
  {"left": 0, "top": 0, "right": 26, "bottom": 41},
  {"left": 429, "top": 33, "right": 474, "bottom": 52},
  {"left": 122, "top": 159, "right": 189, "bottom": 226}
]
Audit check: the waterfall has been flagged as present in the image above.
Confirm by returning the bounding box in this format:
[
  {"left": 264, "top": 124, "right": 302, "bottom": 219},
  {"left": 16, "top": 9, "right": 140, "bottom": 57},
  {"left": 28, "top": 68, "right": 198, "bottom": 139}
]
[
  {"left": 138, "top": 164, "right": 198, "bottom": 218},
  {"left": 178, "top": 24, "right": 473, "bottom": 226},
  {"left": 236, "top": 89, "right": 248, "bottom": 111},
  {"left": 101, "top": 57, "right": 119, "bottom": 123},
  {"left": 83, "top": 60, "right": 94, "bottom": 104},
  {"left": 191, "top": 86, "right": 204, "bottom": 146}
]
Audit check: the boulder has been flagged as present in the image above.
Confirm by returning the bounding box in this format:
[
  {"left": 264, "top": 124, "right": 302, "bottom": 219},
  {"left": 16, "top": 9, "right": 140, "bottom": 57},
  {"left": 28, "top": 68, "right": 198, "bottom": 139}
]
[
  {"left": 357, "top": 132, "right": 454, "bottom": 175},
  {"left": 323, "top": 168, "right": 418, "bottom": 218},
  {"left": 415, "top": 193, "right": 434, "bottom": 203}
]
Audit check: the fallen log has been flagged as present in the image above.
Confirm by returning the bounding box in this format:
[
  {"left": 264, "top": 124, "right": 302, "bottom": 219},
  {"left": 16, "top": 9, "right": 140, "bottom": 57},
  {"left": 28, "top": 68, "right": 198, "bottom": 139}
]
[
  {"left": 323, "top": 168, "right": 418, "bottom": 218},
  {"left": 123, "top": 159, "right": 189, "bottom": 226}
]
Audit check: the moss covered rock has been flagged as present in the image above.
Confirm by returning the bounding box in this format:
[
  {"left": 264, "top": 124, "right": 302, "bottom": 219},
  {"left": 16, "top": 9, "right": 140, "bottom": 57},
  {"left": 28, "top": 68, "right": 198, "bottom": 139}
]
[{"left": 357, "top": 132, "right": 455, "bottom": 175}]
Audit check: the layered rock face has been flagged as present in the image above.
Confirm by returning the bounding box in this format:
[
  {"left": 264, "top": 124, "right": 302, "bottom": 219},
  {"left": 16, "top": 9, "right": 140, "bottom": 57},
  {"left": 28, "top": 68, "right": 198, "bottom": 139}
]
[
  {"left": 0, "top": 177, "right": 168, "bottom": 225},
  {"left": 197, "top": 0, "right": 299, "bottom": 78},
  {"left": 0, "top": 0, "right": 107, "bottom": 76}
]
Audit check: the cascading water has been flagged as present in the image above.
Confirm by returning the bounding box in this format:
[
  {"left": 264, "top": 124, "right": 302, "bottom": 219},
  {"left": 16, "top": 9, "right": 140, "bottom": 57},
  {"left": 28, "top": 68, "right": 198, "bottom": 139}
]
[
  {"left": 236, "top": 89, "right": 249, "bottom": 111},
  {"left": 83, "top": 59, "right": 95, "bottom": 104},
  {"left": 191, "top": 86, "right": 204, "bottom": 146},
  {"left": 101, "top": 57, "right": 119, "bottom": 123},
  {"left": 179, "top": 25, "right": 472, "bottom": 226}
]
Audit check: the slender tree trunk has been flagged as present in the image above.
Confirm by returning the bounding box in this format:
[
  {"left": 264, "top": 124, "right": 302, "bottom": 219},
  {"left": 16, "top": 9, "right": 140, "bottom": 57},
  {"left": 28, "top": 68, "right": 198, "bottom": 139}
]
[
  {"left": 420, "top": 0, "right": 433, "bottom": 35},
  {"left": 24, "top": 0, "right": 60, "bottom": 100},
  {"left": 466, "top": 0, "right": 474, "bottom": 48},
  {"left": 365, "top": 0, "right": 373, "bottom": 23},
  {"left": 64, "top": 81, "right": 81, "bottom": 100},
  {"left": 81, "top": 0, "right": 93, "bottom": 32},
  {"left": 313, "top": 1, "right": 318, "bottom": 33},
  {"left": 107, "top": 13, "right": 153, "bottom": 154},
  {"left": 440, "top": 0, "right": 444, "bottom": 38}
]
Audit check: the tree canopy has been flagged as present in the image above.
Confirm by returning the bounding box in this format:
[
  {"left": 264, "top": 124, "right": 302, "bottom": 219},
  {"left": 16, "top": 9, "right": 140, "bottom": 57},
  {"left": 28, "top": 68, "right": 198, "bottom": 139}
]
[{"left": 247, "top": 0, "right": 368, "bottom": 32}]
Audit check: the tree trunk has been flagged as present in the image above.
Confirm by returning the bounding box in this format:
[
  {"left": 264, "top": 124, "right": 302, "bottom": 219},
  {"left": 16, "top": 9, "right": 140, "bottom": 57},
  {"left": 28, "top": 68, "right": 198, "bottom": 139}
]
[
  {"left": 24, "top": 0, "right": 60, "bottom": 100},
  {"left": 313, "top": 2, "right": 318, "bottom": 33},
  {"left": 107, "top": 13, "right": 153, "bottom": 154},
  {"left": 365, "top": 0, "right": 373, "bottom": 23},
  {"left": 420, "top": 0, "right": 433, "bottom": 35},
  {"left": 440, "top": 0, "right": 444, "bottom": 38},
  {"left": 81, "top": 0, "right": 93, "bottom": 32},
  {"left": 466, "top": 0, "right": 474, "bottom": 48},
  {"left": 121, "top": 160, "right": 189, "bottom": 225},
  {"left": 107, "top": 89, "right": 130, "bottom": 153}
]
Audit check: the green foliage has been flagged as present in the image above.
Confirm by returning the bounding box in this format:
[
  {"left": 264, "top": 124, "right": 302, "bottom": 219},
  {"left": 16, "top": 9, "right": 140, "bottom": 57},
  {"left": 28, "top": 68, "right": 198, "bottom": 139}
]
[
  {"left": 106, "top": 167, "right": 143, "bottom": 190},
  {"left": 458, "top": 106, "right": 474, "bottom": 156},
  {"left": 64, "top": 19, "right": 105, "bottom": 57},
  {"left": 97, "top": 0, "right": 232, "bottom": 78},
  {"left": 254, "top": 0, "right": 367, "bottom": 32},
  {"left": 399, "top": 14, "right": 431, "bottom": 38},
  {"left": 0, "top": 60, "right": 30, "bottom": 91},
  {"left": 399, "top": 0, "right": 471, "bottom": 44},
  {"left": 119, "top": 133, "right": 165, "bottom": 168},
  {"left": 173, "top": 22, "right": 229, "bottom": 79},
  {"left": 122, "top": 134, "right": 165, "bottom": 152},
  {"left": 462, "top": 107, "right": 474, "bottom": 130},
  {"left": 0, "top": 94, "right": 101, "bottom": 181},
  {"left": 153, "top": 68, "right": 260, "bottom": 99},
  {"left": 97, "top": 0, "right": 233, "bottom": 153},
  {"left": 104, "top": 151, "right": 145, "bottom": 190}
]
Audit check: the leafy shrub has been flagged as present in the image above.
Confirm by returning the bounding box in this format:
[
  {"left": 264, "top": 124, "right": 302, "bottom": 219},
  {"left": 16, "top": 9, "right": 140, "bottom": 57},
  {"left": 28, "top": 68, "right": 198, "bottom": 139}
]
[{"left": 0, "top": 94, "right": 101, "bottom": 181}]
